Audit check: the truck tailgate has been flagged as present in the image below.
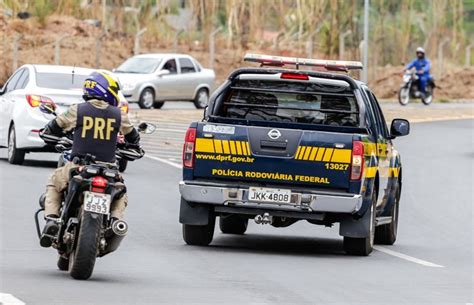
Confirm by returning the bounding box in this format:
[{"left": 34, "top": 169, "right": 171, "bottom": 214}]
[{"left": 192, "top": 122, "right": 353, "bottom": 189}]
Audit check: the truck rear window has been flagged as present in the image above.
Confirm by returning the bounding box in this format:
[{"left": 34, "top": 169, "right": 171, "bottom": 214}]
[{"left": 217, "top": 79, "right": 359, "bottom": 127}]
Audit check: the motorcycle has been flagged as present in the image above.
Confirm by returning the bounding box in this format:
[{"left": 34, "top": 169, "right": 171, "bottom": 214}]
[
  {"left": 35, "top": 104, "right": 155, "bottom": 280},
  {"left": 398, "top": 71, "right": 435, "bottom": 106},
  {"left": 58, "top": 134, "right": 129, "bottom": 173}
]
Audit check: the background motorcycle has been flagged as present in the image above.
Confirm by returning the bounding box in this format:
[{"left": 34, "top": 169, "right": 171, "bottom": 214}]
[
  {"left": 35, "top": 103, "right": 156, "bottom": 280},
  {"left": 398, "top": 71, "right": 435, "bottom": 106}
]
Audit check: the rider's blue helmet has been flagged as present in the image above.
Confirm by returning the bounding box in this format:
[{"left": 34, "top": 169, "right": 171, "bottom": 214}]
[{"left": 83, "top": 70, "right": 121, "bottom": 107}]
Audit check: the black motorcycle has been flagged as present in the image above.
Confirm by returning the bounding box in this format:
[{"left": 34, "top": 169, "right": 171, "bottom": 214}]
[
  {"left": 398, "top": 71, "right": 435, "bottom": 106},
  {"left": 35, "top": 105, "right": 155, "bottom": 280}
]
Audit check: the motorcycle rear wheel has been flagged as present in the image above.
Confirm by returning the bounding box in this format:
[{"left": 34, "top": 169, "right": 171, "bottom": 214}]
[
  {"left": 398, "top": 87, "right": 410, "bottom": 106},
  {"left": 69, "top": 211, "right": 103, "bottom": 280},
  {"left": 421, "top": 87, "right": 433, "bottom": 105}
]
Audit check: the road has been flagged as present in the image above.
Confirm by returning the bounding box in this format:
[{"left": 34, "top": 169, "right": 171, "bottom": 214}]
[{"left": 0, "top": 119, "right": 472, "bottom": 305}]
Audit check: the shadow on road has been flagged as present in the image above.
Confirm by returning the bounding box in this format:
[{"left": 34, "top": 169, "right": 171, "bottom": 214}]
[
  {"left": 0, "top": 158, "right": 57, "bottom": 168},
  {"left": 206, "top": 233, "right": 347, "bottom": 257}
]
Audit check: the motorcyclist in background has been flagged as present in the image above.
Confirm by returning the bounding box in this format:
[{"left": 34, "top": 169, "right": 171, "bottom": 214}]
[
  {"left": 39, "top": 70, "right": 140, "bottom": 248},
  {"left": 405, "top": 47, "right": 432, "bottom": 98}
]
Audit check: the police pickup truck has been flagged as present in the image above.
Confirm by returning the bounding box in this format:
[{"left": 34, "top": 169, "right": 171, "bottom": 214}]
[{"left": 179, "top": 54, "right": 409, "bottom": 256}]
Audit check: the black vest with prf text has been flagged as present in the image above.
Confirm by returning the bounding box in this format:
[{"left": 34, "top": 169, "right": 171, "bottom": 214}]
[{"left": 71, "top": 102, "right": 121, "bottom": 163}]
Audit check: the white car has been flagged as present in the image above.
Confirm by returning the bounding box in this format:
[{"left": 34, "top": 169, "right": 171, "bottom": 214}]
[
  {"left": 115, "top": 53, "right": 215, "bottom": 109},
  {"left": 0, "top": 65, "right": 96, "bottom": 164}
]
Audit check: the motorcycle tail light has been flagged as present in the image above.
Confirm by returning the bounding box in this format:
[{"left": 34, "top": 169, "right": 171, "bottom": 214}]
[
  {"left": 350, "top": 141, "right": 364, "bottom": 181},
  {"left": 92, "top": 176, "right": 108, "bottom": 188},
  {"left": 183, "top": 127, "right": 196, "bottom": 168}
]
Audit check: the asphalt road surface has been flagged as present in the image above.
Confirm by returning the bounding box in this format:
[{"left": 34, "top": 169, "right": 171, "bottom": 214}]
[{"left": 0, "top": 119, "right": 472, "bottom": 305}]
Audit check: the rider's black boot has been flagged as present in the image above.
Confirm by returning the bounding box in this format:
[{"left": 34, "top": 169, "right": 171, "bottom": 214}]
[{"left": 40, "top": 216, "right": 59, "bottom": 248}]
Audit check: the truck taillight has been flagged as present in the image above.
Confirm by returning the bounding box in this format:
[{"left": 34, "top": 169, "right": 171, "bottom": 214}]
[
  {"left": 351, "top": 141, "right": 364, "bottom": 180},
  {"left": 183, "top": 127, "right": 197, "bottom": 168}
]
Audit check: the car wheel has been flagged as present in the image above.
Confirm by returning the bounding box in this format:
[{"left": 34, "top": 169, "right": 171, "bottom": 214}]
[
  {"left": 8, "top": 125, "right": 25, "bottom": 165},
  {"left": 153, "top": 101, "right": 165, "bottom": 109},
  {"left": 343, "top": 191, "right": 376, "bottom": 256},
  {"left": 375, "top": 180, "right": 400, "bottom": 245},
  {"left": 193, "top": 88, "right": 209, "bottom": 109},
  {"left": 138, "top": 88, "right": 155, "bottom": 109},
  {"left": 219, "top": 215, "right": 248, "bottom": 234}
]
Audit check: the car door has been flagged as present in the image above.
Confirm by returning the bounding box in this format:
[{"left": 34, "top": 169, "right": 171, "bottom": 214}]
[
  {"left": 155, "top": 58, "right": 182, "bottom": 100},
  {"left": 177, "top": 57, "right": 199, "bottom": 99},
  {"left": 0, "top": 69, "right": 25, "bottom": 146},
  {"left": 363, "top": 88, "right": 391, "bottom": 206}
]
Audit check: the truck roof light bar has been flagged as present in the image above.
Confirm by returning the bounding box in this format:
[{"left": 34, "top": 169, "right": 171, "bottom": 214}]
[{"left": 244, "top": 53, "right": 363, "bottom": 72}]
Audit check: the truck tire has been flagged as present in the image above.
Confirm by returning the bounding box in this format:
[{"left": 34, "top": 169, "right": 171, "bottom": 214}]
[
  {"left": 375, "top": 180, "right": 400, "bottom": 245},
  {"left": 8, "top": 125, "right": 25, "bottom": 165},
  {"left": 343, "top": 191, "right": 376, "bottom": 256},
  {"left": 69, "top": 211, "right": 102, "bottom": 280},
  {"left": 182, "top": 216, "right": 215, "bottom": 246},
  {"left": 219, "top": 216, "right": 248, "bottom": 235}
]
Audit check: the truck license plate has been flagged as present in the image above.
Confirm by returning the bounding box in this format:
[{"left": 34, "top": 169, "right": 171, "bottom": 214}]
[
  {"left": 83, "top": 191, "right": 111, "bottom": 215},
  {"left": 248, "top": 187, "right": 291, "bottom": 204}
]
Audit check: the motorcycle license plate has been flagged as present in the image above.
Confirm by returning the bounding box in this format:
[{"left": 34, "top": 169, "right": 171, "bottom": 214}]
[
  {"left": 248, "top": 187, "right": 291, "bottom": 204},
  {"left": 83, "top": 192, "right": 111, "bottom": 215}
]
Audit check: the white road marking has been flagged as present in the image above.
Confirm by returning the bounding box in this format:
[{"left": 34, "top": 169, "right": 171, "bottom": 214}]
[
  {"left": 145, "top": 154, "right": 182, "bottom": 169},
  {"left": 145, "top": 152, "right": 447, "bottom": 269},
  {"left": 374, "top": 246, "right": 444, "bottom": 268},
  {"left": 0, "top": 293, "right": 26, "bottom": 305}
]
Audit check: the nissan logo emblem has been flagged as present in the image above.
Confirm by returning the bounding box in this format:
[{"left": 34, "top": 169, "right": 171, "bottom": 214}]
[{"left": 268, "top": 129, "right": 281, "bottom": 140}]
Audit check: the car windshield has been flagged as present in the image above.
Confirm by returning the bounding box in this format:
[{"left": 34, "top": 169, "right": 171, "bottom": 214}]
[
  {"left": 115, "top": 57, "right": 162, "bottom": 74},
  {"left": 216, "top": 79, "right": 359, "bottom": 127},
  {"left": 36, "top": 72, "right": 89, "bottom": 90}
]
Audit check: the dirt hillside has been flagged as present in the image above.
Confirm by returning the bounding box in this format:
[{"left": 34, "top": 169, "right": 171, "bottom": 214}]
[{"left": 1, "top": 15, "right": 472, "bottom": 100}]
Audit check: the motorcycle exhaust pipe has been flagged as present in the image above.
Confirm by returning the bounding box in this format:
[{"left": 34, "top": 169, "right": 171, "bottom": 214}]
[{"left": 101, "top": 220, "right": 128, "bottom": 256}]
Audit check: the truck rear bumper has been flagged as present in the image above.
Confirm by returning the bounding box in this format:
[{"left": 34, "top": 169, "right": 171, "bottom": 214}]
[{"left": 179, "top": 181, "right": 363, "bottom": 214}]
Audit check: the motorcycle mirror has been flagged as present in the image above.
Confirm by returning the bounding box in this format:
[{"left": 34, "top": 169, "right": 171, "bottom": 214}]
[
  {"left": 39, "top": 102, "right": 57, "bottom": 116},
  {"left": 138, "top": 122, "right": 156, "bottom": 134}
]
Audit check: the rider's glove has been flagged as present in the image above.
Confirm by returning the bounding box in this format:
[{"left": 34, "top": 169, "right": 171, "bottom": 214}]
[
  {"left": 124, "top": 128, "right": 140, "bottom": 145},
  {"left": 44, "top": 119, "right": 63, "bottom": 136}
]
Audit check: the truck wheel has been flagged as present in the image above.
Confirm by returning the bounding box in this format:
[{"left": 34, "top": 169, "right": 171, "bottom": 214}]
[
  {"left": 69, "top": 211, "right": 102, "bottom": 280},
  {"left": 182, "top": 216, "right": 215, "bottom": 246},
  {"left": 219, "top": 216, "right": 248, "bottom": 235},
  {"left": 343, "top": 191, "right": 376, "bottom": 256},
  {"left": 7, "top": 125, "right": 25, "bottom": 165},
  {"left": 375, "top": 180, "right": 400, "bottom": 245},
  {"left": 193, "top": 88, "right": 209, "bottom": 109},
  {"left": 138, "top": 88, "right": 154, "bottom": 109}
]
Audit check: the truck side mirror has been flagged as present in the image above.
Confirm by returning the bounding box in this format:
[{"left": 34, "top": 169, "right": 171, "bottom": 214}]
[{"left": 390, "top": 119, "right": 410, "bottom": 138}]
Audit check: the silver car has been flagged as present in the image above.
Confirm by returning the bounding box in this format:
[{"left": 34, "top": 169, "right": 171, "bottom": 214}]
[{"left": 115, "top": 53, "right": 215, "bottom": 109}]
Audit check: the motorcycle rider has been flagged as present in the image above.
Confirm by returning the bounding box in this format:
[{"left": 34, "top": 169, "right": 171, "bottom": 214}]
[
  {"left": 405, "top": 47, "right": 432, "bottom": 97},
  {"left": 39, "top": 70, "right": 140, "bottom": 248}
]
